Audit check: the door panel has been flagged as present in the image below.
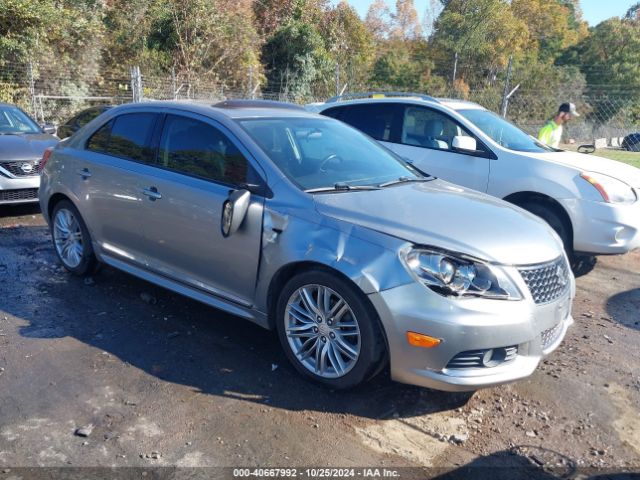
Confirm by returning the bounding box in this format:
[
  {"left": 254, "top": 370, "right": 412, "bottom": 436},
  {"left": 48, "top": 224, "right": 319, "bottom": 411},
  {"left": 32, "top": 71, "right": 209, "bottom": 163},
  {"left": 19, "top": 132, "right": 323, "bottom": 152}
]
[
  {"left": 77, "top": 153, "right": 156, "bottom": 265},
  {"left": 383, "top": 141, "right": 490, "bottom": 192},
  {"left": 140, "top": 113, "right": 264, "bottom": 305},
  {"left": 139, "top": 171, "right": 264, "bottom": 305},
  {"left": 75, "top": 113, "right": 160, "bottom": 265}
]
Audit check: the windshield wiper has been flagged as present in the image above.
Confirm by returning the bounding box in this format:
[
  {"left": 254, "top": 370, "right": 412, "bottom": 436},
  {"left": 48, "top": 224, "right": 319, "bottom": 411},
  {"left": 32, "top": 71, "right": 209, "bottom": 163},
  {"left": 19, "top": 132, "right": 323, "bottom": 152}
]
[
  {"left": 305, "top": 182, "right": 381, "bottom": 193},
  {"left": 0, "top": 132, "right": 26, "bottom": 136},
  {"left": 378, "top": 176, "right": 433, "bottom": 188}
]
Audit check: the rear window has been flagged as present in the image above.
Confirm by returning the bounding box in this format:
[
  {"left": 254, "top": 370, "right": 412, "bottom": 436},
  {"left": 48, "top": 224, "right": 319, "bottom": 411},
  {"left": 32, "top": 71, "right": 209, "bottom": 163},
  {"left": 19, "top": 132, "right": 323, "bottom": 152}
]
[
  {"left": 322, "top": 104, "right": 400, "bottom": 142},
  {"left": 86, "top": 113, "right": 158, "bottom": 163}
]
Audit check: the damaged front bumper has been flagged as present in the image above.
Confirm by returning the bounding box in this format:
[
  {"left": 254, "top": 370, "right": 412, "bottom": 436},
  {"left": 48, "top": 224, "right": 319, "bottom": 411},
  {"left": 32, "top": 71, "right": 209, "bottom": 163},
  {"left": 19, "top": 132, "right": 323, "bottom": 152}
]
[{"left": 368, "top": 280, "right": 574, "bottom": 392}]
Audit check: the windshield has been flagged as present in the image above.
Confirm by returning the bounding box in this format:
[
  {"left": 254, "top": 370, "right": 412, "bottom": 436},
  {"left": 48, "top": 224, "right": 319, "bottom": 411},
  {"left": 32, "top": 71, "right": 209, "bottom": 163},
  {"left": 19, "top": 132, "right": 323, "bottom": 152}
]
[
  {"left": 0, "top": 106, "right": 41, "bottom": 134},
  {"left": 458, "top": 109, "right": 554, "bottom": 153},
  {"left": 240, "top": 117, "right": 421, "bottom": 191}
]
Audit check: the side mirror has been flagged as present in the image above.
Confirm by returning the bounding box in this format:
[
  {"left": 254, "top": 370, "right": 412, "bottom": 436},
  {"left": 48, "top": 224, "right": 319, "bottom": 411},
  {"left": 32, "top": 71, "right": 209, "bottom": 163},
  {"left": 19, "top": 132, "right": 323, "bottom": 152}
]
[
  {"left": 221, "top": 189, "right": 251, "bottom": 237},
  {"left": 452, "top": 135, "right": 477, "bottom": 152},
  {"left": 41, "top": 123, "right": 57, "bottom": 135}
]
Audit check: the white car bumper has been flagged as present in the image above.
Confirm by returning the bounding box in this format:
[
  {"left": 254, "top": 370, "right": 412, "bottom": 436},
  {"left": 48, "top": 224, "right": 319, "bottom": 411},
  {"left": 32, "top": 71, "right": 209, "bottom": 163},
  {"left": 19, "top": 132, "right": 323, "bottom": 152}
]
[{"left": 560, "top": 196, "right": 640, "bottom": 254}]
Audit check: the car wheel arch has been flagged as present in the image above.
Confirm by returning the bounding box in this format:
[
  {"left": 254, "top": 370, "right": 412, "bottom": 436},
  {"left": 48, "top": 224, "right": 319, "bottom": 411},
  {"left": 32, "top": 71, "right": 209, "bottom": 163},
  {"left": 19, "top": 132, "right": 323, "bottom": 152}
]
[
  {"left": 266, "top": 262, "right": 388, "bottom": 338},
  {"left": 48, "top": 192, "right": 74, "bottom": 220},
  {"left": 503, "top": 191, "right": 574, "bottom": 244}
]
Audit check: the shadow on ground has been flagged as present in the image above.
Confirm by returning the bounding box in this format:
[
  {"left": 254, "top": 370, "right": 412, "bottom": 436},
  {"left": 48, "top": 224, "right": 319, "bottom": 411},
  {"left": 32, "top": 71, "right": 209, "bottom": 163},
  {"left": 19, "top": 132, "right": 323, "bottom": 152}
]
[
  {"left": 606, "top": 288, "right": 640, "bottom": 331},
  {"left": 3, "top": 224, "right": 473, "bottom": 421},
  {"left": 431, "top": 447, "right": 640, "bottom": 479},
  {"left": 0, "top": 203, "right": 41, "bottom": 218}
]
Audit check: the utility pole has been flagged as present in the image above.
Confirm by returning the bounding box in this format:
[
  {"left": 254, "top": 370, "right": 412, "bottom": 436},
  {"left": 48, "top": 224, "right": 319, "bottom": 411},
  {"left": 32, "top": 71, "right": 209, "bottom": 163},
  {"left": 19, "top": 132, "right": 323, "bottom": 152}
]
[
  {"left": 28, "top": 61, "right": 37, "bottom": 120},
  {"left": 130, "top": 66, "right": 143, "bottom": 103},
  {"left": 248, "top": 65, "right": 255, "bottom": 99},
  {"left": 171, "top": 67, "right": 177, "bottom": 100},
  {"left": 452, "top": 52, "right": 458, "bottom": 85},
  {"left": 500, "top": 55, "right": 513, "bottom": 118}
]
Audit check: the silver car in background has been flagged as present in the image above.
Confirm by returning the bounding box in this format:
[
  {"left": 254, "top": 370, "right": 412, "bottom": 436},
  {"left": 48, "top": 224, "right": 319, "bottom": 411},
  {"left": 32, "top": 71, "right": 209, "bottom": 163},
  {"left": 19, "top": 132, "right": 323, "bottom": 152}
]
[
  {"left": 0, "top": 103, "right": 58, "bottom": 205},
  {"left": 39, "top": 100, "right": 574, "bottom": 391}
]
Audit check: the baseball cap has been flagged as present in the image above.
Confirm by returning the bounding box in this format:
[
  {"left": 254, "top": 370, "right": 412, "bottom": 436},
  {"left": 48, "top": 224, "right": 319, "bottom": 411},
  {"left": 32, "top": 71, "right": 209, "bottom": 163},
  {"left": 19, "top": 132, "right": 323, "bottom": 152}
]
[{"left": 559, "top": 102, "right": 579, "bottom": 116}]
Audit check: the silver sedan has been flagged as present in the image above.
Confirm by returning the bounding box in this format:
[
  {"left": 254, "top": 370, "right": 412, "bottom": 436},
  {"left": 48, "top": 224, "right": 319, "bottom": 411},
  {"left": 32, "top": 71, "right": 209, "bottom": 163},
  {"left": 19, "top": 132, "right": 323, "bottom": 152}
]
[{"left": 38, "top": 100, "right": 574, "bottom": 390}]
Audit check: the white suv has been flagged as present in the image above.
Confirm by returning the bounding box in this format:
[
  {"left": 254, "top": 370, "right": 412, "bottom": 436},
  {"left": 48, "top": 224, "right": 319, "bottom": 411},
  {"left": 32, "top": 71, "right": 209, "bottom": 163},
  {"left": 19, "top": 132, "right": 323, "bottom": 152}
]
[{"left": 312, "top": 94, "right": 640, "bottom": 272}]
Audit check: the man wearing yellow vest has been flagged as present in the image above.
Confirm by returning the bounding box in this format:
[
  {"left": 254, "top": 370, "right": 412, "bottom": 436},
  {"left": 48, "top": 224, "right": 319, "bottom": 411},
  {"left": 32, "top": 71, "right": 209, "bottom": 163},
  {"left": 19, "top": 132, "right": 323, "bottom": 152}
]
[{"left": 538, "top": 102, "right": 579, "bottom": 148}]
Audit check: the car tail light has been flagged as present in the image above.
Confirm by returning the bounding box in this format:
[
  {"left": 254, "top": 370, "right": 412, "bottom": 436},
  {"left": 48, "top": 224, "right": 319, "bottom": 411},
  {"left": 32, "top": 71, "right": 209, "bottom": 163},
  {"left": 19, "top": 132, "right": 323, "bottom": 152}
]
[{"left": 41, "top": 148, "right": 54, "bottom": 170}]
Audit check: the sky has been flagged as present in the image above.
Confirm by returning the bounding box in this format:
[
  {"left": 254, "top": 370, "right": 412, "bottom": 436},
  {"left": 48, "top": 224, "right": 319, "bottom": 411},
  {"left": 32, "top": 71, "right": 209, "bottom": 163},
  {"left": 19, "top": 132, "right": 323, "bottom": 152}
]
[{"left": 341, "top": 0, "right": 634, "bottom": 27}]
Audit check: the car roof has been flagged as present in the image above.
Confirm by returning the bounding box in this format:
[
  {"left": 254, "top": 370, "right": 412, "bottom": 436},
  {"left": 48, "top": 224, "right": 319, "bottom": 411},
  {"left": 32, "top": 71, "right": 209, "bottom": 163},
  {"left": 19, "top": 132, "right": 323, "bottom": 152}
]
[
  {"left": 108, "top": 100, "right": 319, "bottom": 121},
  {"left": 435, "top": 98, "right": 485, "bottom": 111},
  {"left": 314, "top": 94, "right": 486, "bottom": 112}
]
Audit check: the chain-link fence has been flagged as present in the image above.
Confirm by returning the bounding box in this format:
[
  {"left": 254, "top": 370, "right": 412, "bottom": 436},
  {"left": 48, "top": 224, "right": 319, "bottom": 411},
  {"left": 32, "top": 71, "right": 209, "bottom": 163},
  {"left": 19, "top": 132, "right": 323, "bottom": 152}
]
[{"left": 1, "top": 60, "right": 639, "bottom": 146}]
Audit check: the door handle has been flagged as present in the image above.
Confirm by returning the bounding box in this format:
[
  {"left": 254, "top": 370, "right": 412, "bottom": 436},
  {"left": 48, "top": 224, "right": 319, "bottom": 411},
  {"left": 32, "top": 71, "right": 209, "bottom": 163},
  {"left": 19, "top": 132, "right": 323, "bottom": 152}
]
[
  {"left": 76, "top": 168, "right": 92, "bottom": 179},
  {"left": 142, "top": 187, "right": 162, "bottom": 201}
]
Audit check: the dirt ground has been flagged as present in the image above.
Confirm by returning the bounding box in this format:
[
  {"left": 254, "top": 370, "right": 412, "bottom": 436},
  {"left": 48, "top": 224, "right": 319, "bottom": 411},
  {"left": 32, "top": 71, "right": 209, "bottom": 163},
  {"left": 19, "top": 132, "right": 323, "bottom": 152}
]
[{"left": 0, "top": 204, "right": 639, "bottom": 479}]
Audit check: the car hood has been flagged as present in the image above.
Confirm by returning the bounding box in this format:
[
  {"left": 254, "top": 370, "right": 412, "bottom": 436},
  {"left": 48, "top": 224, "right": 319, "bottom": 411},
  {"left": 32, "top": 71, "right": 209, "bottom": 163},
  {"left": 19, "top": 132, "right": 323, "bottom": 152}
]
[
  {"left": 0, "top": 133, "right": 59, "bottom": 161},
  {"left": 313, "top": 179, "right": 563, "bottom": 265},
  {"left": 527, "top": 150, "right": 640, "bottom": 188}
]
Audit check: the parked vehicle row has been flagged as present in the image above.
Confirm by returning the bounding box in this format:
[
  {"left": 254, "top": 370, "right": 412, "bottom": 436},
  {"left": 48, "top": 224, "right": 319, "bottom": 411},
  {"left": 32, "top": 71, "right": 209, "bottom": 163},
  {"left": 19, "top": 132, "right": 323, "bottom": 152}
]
[
  {"left": 4, "top": 94, "right": 639, "bottom": 391},
  {"left": 38, "top": 100, "right": 575, "bottom": 391}
]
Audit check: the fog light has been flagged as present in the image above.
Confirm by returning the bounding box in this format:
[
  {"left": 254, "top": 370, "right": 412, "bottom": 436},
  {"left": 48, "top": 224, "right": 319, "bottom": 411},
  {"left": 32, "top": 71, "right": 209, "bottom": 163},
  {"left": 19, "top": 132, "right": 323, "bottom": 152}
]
[
  {"left": 407, "top": 331, "right": 441, "bottom": 348},
  {"left": 482, "top": 347, "right": 507, "bottom": 367}
]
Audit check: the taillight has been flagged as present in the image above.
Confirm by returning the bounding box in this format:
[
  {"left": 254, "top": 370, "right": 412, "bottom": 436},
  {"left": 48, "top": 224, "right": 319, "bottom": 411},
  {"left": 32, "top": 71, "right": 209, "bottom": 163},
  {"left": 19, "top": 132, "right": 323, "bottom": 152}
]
[{"left": 41, "top": 148, "right": 53, "bottom": 170}]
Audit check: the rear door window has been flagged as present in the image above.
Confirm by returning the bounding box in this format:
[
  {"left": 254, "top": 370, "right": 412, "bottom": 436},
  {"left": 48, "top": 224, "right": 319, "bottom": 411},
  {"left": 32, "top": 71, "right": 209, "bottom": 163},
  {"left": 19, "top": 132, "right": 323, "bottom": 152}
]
[
  {"left": 86, "top": 113, "right": 158, "bottom": 163},
  {"left": 322, "top": 104, "right": 401, "bottom": 142},
  {"left": 86, "top": 120, "right": 113, "bottom": 152}
]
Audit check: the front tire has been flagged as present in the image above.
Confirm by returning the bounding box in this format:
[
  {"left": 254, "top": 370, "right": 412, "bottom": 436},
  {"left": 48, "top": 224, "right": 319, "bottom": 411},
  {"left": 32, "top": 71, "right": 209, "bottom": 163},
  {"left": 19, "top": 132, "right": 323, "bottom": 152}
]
[
  {"left": 519, "top": 202, "right": 595, "bottom": 276},
  {"left": 275, "top": 269, "right": 386, "bottom": 389},
  {"left": 51, "top": 200, "right": 97, "bottom": 276}
]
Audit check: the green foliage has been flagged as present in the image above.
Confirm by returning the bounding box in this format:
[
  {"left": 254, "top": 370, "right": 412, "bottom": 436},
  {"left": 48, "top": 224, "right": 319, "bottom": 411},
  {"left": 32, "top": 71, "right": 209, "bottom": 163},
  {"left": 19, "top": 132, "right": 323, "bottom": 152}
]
[
  {"left": 431, "top": 0, "right": 528, "bottom": 75},
  {"left": 561, "top": 18, "right": 640, "bottom": 124},
  {"left": 369, "top": 40, "right": 445, "bottom": 93},
  {"left": 262, "top": 21, "right": 330, "bottom": 101}
]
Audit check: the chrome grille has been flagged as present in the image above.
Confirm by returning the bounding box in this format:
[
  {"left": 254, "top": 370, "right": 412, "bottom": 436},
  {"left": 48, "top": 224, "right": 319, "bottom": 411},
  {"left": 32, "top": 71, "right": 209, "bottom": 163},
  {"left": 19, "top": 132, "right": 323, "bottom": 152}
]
[
  {"left": 446, "top": 345, "right": 518, "bottom": 369},
  {"left": 541, "top": 322, "right": 563, "bottom": 350},
  {"left": 0, "top": 188, "right": 39, "bottom": 202},
  {"left": 0, "top": 160, "right": 43, "bottom": 177},
  {"left": 518, "top": 257, "right": 570, "bottom": 304}
]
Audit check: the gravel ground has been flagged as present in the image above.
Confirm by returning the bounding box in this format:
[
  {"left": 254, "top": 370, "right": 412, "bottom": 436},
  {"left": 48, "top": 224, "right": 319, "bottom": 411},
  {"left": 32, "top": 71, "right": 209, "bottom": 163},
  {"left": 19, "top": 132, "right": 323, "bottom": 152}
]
[{"left": 0, "top": 204, "right": 639, "bottom": 478}]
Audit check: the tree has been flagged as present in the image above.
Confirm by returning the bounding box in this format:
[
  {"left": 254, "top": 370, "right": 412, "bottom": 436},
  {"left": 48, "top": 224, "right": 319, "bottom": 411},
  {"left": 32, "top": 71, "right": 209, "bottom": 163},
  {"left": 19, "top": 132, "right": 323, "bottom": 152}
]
[
  {"left": 365, "top": 0, "right": 391, "bottom": 40},
  {"left": 321, "top": 1, "right": 374, "bottom": 92},
  {"left": 561, "top": 17, "right": 640, "bottom": 123},
  {"left": 166, "top": 0, "right": 260, "bottom": 88},
  {"left": 262, "top": 21, "right": 328, "bottom": 101},
  {"left": 370, "top": 39, "right": 446, "bottom": 93},
  {"left": 430, "top": 0, "right": 529, "bottom": 85},
  {"left": 253, "top": 0, "right": 327, "bottom": 39},
  {"left": 390, "top": 0, "right": 422, "bottom": 40},
  {"left": 511, "top": 0, "right": 585, "bottom": 61},
  {"left": 626, "top": 2, "right": 640, "bottom": 21}
]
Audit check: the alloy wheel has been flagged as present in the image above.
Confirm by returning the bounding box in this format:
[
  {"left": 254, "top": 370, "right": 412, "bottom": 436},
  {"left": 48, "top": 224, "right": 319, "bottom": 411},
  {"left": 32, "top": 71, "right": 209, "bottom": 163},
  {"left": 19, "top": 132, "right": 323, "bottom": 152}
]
[
  {"left": 53, "top": 208, "right": 84, "bottom": 269},
  {"left": 284, "top": 284, "right": 361, "bottom": 378}
]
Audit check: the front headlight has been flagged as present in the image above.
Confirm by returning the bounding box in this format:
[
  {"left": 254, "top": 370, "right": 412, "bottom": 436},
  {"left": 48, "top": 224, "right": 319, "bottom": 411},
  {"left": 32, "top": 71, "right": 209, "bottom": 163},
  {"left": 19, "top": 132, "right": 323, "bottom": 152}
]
[
  {"left": 580, "top": 172, "right": 637, "bottom": 205},
  {"left": 401, "top": 248, "right": 523, "bottom": 300}
]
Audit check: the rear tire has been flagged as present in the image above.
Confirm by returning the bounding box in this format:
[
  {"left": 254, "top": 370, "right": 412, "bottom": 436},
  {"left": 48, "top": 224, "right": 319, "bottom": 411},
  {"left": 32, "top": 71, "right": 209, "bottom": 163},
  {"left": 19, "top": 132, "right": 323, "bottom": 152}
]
[
  {"left": 51, "top": 200, "right": 97, "bottom": 276},
  {"left": 275, "top": 269, "right": 386, "bottom": 390}
]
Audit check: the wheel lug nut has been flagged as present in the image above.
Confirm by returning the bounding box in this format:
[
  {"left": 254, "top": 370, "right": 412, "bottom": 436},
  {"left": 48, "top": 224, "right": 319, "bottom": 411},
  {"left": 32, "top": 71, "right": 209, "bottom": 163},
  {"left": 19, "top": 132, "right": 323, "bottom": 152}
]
[
  {"left": 329, "top": 332, "right": 335, "bottom": 339},
  {"left": 313, "top": 327, "right": 319, "bottom": 333},
  {"left": 321, "top": 336, "right": 326, "bottom": 342}
]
